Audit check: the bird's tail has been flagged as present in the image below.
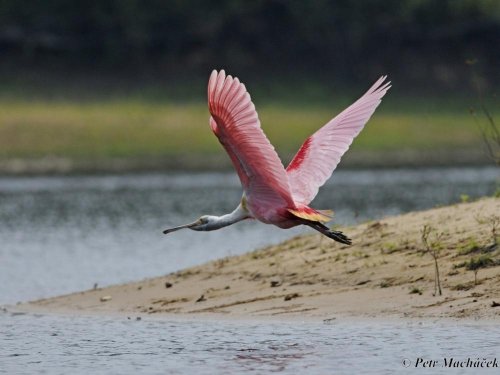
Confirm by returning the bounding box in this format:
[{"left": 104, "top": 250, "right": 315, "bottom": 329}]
[{"left": 287, "top": 207, "right": 333, "bottom": 223}]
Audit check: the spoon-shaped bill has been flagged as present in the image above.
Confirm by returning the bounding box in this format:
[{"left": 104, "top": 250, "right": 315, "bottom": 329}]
[{"left": 163, "top": 220, "right": 200, "bottom": 234}]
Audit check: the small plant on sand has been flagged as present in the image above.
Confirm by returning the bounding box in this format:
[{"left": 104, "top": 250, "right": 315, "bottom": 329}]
[
  {"left": 475, "top": 214, "right": 499, "bottom": 249},
  {"left": 460, "top": 194, "right": 470, "bottom": 203},
  {"left": 379, "top": 280, "right": 391, "bottom": 288},
  {"left": 451, "top": 282, "right": 475, "bottom": 291},
  {"left": 466, "top": 255, "right": 495, "bottom": 285},
  {"left": 409, "top": 287, "right": 422, "bottom": 295},
  {"left": 382, "top": 242, "right": 399, "bottom": 254},
  {"left": 457, "top": 237, "right": 480, "bottom": 255},
  {"left": 420, "top": 225, "right": 444, "bottom": 296},
  {"left": 453, "top": 261, "right": 467, "bottom": 269}
]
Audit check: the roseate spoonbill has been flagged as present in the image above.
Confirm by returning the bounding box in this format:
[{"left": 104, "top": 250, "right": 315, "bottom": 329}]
[{"left": 163, "top": 70, "right": 390, "bottom": 244}]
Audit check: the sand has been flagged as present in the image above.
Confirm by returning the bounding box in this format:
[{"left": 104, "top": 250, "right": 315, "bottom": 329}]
[{"left": 15, "top": 197, "right": 500, "bottom": 321}]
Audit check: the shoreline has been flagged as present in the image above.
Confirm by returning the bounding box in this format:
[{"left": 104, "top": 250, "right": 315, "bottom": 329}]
[
  {"left": 12, "top": 197, "right": 500, "bottom": 321},
  {"left": 6, "top": 306, "right": 500, "bottom": 325},
  {"left": 0, "top": 149, "right": 491, "bottom": 175}
]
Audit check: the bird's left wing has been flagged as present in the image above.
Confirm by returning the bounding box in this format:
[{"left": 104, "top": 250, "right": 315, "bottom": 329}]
[
  {"left": 286, "top": 76, "right": 391, "bottom": 205},
  {"left": 208, "top": 70, "right": 295, "bottom": 211}
]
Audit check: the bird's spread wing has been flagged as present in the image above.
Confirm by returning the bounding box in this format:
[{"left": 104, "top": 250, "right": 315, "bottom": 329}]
[
  {"left": 208, "top": 70, "right": 295, "bottom": 212},
  {"left": 286, "top": 76, "right": 391, "bottom": 205}
]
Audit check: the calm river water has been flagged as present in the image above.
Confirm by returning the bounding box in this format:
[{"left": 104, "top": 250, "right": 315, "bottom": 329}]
[{"left": 1, "top": 167, "right": 498, "bottom": 374}]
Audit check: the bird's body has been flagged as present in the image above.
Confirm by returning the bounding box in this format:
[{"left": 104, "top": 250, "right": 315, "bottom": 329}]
[{"left": 164, "top": 70, "right": 391, "bottom": 244}]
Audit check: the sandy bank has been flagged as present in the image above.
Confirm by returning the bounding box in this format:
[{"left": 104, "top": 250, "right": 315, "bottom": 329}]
[{"left": 16, "top": 197, "right": 500, "bottom": 321}]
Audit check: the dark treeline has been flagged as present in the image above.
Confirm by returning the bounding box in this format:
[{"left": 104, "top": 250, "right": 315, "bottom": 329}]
[{"left": 0, "top": 0, "right": 498, "bottom": 91}]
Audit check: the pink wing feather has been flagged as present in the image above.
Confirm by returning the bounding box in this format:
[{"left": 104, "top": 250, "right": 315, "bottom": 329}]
[
  {"left": 208, "top": 70, "right": 295, "bottom": 215},
  {"left": 286, "top": 76, "right": 391, "bottom": 205}
]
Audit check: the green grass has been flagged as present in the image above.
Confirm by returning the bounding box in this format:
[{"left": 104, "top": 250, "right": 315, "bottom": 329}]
[
  {"left": 0, "top": 84, "right": 495, "bottom": 167},
  {"left": 466, "top": 255, "right": 496, "bottom": 271}
]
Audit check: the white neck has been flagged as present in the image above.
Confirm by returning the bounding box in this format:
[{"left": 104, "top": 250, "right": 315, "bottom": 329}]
[{"left": 205, "top": 203, "right": 250, "bottom": 231}]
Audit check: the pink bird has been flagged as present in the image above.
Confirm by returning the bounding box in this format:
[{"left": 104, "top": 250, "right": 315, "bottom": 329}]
[{"left": 163, "top": 70, "right": 390, "bottom": 244}]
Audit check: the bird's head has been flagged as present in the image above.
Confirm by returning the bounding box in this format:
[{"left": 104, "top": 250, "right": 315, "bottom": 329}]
[{"left": 163, "top": 215, "right": 218, "bottom": 234}]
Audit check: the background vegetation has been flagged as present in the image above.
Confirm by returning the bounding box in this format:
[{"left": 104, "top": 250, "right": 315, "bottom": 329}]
[{"left": 0, "top": 0, "right": 498, "bottom": 171}]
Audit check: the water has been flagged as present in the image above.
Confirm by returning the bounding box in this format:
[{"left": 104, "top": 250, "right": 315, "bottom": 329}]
[
  {"left": 2, "top": 314, "right": 499, "bottom": 374},
  {"left": 1, "top": 167, "right": 497, "bottom": 305},
  {"left": 1, "top": 167, "right": 498, "bottom": 374}
]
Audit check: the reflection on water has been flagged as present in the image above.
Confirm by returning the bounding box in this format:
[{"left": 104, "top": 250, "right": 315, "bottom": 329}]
[
  {"left": 2, "top": 313, "right": 499, "bottom": 375},
  {"left": 0, "top": 167, "right": 497, "bottom": 305}
]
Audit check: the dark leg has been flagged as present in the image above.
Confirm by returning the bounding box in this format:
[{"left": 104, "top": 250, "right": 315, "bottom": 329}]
[{"left": 305, "top": 221, "right": 352, "bottom": 245}]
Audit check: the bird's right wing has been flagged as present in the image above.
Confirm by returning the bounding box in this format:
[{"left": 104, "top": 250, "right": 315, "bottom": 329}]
[
  {"left": 208, "top": 70, "right": 295, "bottom": 213},
  {"left": 286, "top": 76, "right": 391, "bottom": 205}
]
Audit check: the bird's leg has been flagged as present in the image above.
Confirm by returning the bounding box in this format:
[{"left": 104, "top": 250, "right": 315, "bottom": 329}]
[{"left": 305, "top": 221, "right": 352, "bottom": 245}]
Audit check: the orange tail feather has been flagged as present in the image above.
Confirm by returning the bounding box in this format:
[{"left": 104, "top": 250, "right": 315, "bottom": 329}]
[{"left": 287, "top": 207, "right": 334, "bottom": 223}]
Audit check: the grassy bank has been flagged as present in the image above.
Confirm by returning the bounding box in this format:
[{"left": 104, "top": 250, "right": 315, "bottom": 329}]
[{"left": 0, "top": 78, "right": 496, "bottom": 172}]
